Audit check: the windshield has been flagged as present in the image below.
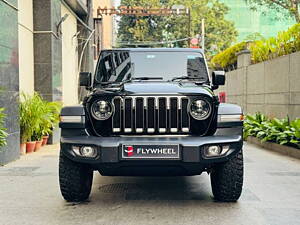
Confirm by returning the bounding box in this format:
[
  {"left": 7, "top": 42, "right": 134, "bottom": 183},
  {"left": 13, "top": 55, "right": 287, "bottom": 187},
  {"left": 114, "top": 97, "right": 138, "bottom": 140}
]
[{"left": 95, "top": 50, "right": 209, "bottom": 83}]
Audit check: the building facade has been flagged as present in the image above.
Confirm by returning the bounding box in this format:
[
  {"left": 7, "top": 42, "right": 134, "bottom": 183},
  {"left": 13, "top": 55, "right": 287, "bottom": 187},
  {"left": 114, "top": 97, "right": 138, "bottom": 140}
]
[
  {"left": 0, "top": 0, "right": 95, "bottom": 165},
  {"left": 0, "top": 0, "right": 19, "bottom": 165},
  {"left": 92, "top": 0, "right": 114, "bottom": 66},
  {"left": 93, "top": 0, "right": 114, "bottom": 50},
  {"left": 220, "top": 0, "right": 295, "bottom": 42}
]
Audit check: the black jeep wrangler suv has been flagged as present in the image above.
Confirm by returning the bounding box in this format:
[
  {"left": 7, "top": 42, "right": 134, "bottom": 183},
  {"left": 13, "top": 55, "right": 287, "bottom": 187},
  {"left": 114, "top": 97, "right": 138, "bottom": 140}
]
[{"left": 59, "top": 48, "right": 244, "bottom": 202}]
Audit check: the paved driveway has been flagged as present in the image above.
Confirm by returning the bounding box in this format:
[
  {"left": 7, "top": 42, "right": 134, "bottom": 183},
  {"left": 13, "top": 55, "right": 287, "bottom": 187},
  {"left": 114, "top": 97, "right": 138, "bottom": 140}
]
[{"left": 0, "top": 142, "right": 300, "bottom": 225}]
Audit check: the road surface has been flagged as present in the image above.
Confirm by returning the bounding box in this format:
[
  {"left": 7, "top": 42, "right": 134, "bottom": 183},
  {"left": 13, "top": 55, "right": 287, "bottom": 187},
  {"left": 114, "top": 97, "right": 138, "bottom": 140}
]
[{"left": 0, "top": 142, "right": 300, "bottom": 225}]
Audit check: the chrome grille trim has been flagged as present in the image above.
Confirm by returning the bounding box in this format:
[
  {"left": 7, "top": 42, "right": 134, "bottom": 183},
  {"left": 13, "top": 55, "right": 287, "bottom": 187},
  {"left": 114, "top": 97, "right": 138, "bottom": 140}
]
[
  {"left": 146, "top": 97, "right": 155, "bottom": 132},
  {"left": 113, "top": 128, "right": 121, "bottom": 132},
  {"left": 159, "top": 128, "right": 166, "bottom": 133},
  {"left": 181, "top": 98, "right": 190, "bottom": 132},
  {"left": 124, "top": 97, "right": 133, "bottom": 132},
  {"left": 112, "top": 96, "right": 190, "bottom": 134},
  {"left": 182, "top": 128, "right": 189, "bottom": 132},
  {"left": 135, "top": 97, "right": 144, "bottom": 132},
  {"left": 169, "top": 97, "right": 178, "bottom": 132},
  {"left": 112, "top": 97, "right": 122, "bottom": 132},
  {"left": 158, "top": 97, "right": 167, "bottom": 132}
]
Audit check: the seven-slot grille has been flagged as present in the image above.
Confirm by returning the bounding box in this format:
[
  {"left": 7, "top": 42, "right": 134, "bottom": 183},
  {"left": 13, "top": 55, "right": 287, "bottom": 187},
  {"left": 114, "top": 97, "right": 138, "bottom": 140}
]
[{"left": 112, "top": 96, "right": 190, "bottom": 134}]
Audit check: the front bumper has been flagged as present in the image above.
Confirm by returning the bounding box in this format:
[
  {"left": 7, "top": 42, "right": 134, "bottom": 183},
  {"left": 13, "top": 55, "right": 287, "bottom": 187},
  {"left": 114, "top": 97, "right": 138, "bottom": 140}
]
[{"left": 61, "top": 135, "right": 243, "bottom": 175}]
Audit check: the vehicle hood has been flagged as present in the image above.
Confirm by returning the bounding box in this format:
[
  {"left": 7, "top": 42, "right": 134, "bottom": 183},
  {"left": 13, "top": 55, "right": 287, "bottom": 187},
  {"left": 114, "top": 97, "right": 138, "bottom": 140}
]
[{"left": 121, "top": 82, "right": 213, "bottom": 96}]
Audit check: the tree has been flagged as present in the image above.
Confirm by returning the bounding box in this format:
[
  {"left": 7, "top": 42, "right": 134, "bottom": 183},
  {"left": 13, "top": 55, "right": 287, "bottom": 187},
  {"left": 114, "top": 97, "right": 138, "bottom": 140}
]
[
  {"left": 243, "top": 32, "right": 265, "bottom": 41},
  {"left": 245, "top": 0, "right": 300, "bottom": 23},
  {"left": 117, "top": 0, "right": 238, "bottom": 57},
  {"left": 117, "top": 0, "right": 167, "bottom": 43}
]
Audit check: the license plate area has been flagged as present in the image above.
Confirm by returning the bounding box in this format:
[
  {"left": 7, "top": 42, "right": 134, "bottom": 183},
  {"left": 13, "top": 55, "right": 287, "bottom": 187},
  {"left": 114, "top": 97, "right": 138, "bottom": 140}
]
[{"left": 121, "top": 144, "right": 180, "bottom": 160}]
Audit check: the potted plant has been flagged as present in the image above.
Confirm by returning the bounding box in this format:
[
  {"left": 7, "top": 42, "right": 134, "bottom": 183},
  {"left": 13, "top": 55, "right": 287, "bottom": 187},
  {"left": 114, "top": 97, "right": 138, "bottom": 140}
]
[
  {"left": 0, "top": 107, "right": 8, "bottom": 150},
  {"left": 42, "top": 135, "right": 49, "bottom": 146},
  {"left": 32, "top": 94, "right": 45, "bottom": 151},
  {"left": 19, "top": 101, "right": 27, "bottom": 154},
  {"left": 20, "top": 94, "right": 30, "bottom": 153},
  {"left": 32, "top": 130, "right": 43, "bottom": 151},
  {"left": 19, "top": 92, "right": 62, "bottom": 152},
  {"left": 40, "top": 101, "right": 61, "bottom": 146},
  {"left": 19, "top": 93, "right": 42, "bottom": 153}
]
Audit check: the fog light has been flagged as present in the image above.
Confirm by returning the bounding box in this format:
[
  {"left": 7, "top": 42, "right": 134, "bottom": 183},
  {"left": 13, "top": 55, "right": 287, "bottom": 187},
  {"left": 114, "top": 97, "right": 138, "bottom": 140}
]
[
  {"left": 203, "top": 145, "right": 231, "bottom": 158},
  {"left": 204, "top": 145, "right": 222, "bottom": 157},
  {"left": 72, "top": 146, "right": 80, "bottom": 155},
  {"left": 222, "top": 145, "right": 230, "bottom": 154},
  {"left": 80, "top": 146, "right": 96, "bottom": 158}
]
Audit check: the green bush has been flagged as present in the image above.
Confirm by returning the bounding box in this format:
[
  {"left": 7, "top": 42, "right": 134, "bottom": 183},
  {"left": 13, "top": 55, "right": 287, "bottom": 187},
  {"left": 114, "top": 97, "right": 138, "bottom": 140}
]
[
  {"left": 250, "top": 23, "right": 300, "bottom": 64},
  {"left": 20, "top": 92, "right": 61, "bottom": 143},
  {"left": 244, "top": 113, "right": 300, "bottom": 149},
  {"left": 38, "top": 101, "right": 61, "bottom": 138},
  {"left": 211, "top": 42, "right": 248, "bottom": 70},
  {"left": 31, "top": 96, "right": 61, "bottom": 141},
  {"left": 20, "top": 93, "right": 41, "bottom": 142},
  {"left": 0, "top": 107, "right": 8, "bottom": 148},
  {"left": 211, "top": 23, "right": 300, "bottom": 68}
]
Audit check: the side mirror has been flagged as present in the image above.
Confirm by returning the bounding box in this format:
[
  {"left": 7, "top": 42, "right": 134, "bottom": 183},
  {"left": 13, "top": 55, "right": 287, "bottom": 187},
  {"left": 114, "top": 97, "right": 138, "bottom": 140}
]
[
  {"left": 212, "top": 71, "right": 225, "bottom": 89},
  {"left": 79, "top": 72, "right": 92, "bottom": 87}
]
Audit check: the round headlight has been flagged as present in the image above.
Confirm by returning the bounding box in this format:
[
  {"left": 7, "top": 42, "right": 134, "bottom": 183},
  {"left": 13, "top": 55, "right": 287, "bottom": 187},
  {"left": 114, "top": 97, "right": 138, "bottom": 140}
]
[
  {"left": 91, "top": 100, "right": 113, "bottom": 120},
  {"left": 190, "top": 99, "right": 211, "bottom": 120}
]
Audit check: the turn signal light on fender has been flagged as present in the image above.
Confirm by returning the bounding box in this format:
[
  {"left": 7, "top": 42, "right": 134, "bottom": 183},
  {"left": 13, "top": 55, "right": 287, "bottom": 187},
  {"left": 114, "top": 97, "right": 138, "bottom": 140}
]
[
  {"left": 240, "top": 114, "right": 244, "bottom": 121},
  {"left": 218, "top": 114, "right": 244, "bottom": 122},
  {"left": 60, "top": 116, "right": 84, "bottom": 123}
]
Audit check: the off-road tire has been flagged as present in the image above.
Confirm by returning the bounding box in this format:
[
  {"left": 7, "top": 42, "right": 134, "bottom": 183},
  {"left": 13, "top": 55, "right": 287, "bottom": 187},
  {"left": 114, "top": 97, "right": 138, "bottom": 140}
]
[
  {"left": 59, "top": 152, "right": 93, "bottom": 202},
  {"left": 210, "top": 150, "right": 243, "bottom": 202}
]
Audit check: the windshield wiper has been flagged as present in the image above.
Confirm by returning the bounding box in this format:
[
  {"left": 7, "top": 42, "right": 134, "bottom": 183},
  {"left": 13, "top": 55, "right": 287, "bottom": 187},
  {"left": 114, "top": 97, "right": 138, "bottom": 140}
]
[
  {"left": 98, "top": 77, "right": 163, "bottom": 87},
  {"left": 131, "top": 77, "right": 164, "bottom": 81},
  {"left": 171, "top": 76, "right": 206, "bottom": 82},
  {"left": 98, "top": 79, "right": 131, "bottom": 87}
]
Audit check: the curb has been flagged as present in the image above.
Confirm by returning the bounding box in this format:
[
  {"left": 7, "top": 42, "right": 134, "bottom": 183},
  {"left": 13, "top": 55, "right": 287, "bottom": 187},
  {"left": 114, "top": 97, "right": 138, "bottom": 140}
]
[{"left": 247, "top": 136, "right": 300, "bottom": 160}]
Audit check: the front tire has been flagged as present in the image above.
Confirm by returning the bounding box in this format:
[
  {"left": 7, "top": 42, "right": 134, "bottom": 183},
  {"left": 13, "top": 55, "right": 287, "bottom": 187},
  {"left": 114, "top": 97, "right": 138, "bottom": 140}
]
[
  {"left": 210, "top": 150, "right": 244, "bottom": 202},
  {"left": 59, "top": 152, "right": 93, "bottom": 202}
]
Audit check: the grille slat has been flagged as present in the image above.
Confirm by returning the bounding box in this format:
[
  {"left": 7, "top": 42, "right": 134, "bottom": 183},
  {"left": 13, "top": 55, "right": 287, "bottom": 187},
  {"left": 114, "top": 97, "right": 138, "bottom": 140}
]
[
  {"left": 181, "top": 98, "right": 190, "bottom": 132},
  {"left": 112, "top": 96, "right": 190, "bottom": 134},
  {"left": 147, "top": 98, "right": 155, "bottom": 133},
  {"left": 158, "top": 98, "right": 167, "bottom": 133},
  {"left": 135, "top": 98, "right": 144, "bottom": 133},
  {"left": 124, "top": 98, "right": 133, "bottom": 133},
  {"left": 170, "top": 98, "right": 178, "bottom": 132},
  {"left": 112, "top": 98, "right": 121, "bottom": 132}
]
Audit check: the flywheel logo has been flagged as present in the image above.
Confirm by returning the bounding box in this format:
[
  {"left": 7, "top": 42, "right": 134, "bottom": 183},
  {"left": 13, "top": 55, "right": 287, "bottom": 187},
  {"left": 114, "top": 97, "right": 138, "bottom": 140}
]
[{"left": 124, "top": 146, "right": 134, "bottom": 157}]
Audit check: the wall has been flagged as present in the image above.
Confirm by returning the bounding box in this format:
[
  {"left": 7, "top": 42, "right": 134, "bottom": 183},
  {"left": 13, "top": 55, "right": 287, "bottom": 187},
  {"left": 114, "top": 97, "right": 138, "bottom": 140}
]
[
  {"left": 218, "top": 51, "right": 300, "bottom": 119},
  {"left": 18, "top": 0, "right": 34, "bottom": 95},
  {"left": 61, "top": 4, "right": 79, "bottom": 106},
  {"left": 0, "top": 0, "right": 20, "bottom": 165},
  {"left": 0, "top": 0, "right": 95, "bottom": 164},
  {"left": 93, "top": 0, "right": 113, "bottom": 49}
]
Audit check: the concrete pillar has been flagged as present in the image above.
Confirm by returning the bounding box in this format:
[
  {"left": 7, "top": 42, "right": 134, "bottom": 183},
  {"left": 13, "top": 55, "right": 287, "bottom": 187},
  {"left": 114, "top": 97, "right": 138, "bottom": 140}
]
[
  {"left": 0, "top": 0, "right": 20, "bottom": 165},
  {"left": 236, "top": 50, "right": 251, "bottom": 68},
  {"left": 33, "top": 0, "right": 62, "bottom": 102},
  {"left": 33, "top": 0, "right": 62, "bottom": 143},
  {"left": 18, "top": 0, "right": 34, "bottom": 95}
]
